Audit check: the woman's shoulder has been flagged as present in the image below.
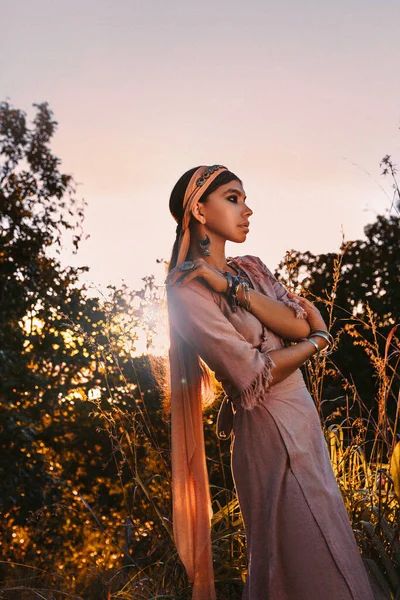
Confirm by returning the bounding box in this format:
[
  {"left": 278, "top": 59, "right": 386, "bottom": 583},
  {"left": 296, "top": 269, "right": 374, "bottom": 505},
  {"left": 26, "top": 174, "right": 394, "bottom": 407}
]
[
  {"left": 229, "top": 254, "right": 271, "bottom": 275},
  {"left": 167, "top": 276, "right": 220, "bottom": 307},
  {"left": 228, "top": 254, "right": 265, "bottom": 266}
]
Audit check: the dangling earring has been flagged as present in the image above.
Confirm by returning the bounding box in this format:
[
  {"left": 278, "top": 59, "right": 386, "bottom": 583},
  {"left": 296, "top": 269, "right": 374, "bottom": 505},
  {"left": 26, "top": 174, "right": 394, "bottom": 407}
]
[{"left": 199, "top": 221, "right": 211, "bottom": 256}]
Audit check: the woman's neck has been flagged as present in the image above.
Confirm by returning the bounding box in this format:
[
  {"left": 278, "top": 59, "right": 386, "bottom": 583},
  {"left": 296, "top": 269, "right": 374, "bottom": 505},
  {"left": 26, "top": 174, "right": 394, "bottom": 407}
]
[{"left": 186, "top": 234, "right": 229, "bottom": 272}]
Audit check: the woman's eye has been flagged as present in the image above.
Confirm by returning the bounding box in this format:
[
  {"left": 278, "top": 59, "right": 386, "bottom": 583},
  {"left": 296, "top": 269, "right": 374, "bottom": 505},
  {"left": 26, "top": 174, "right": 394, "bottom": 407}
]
[{"left": 227, "top": 195, "right": 238, "bottom": 203}]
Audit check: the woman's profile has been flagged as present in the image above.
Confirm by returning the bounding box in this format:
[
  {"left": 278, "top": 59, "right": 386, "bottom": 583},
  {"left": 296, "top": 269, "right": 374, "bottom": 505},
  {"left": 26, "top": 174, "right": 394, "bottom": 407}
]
[{"left": 164, "top": 165, "right": 375, "bottom": 600}]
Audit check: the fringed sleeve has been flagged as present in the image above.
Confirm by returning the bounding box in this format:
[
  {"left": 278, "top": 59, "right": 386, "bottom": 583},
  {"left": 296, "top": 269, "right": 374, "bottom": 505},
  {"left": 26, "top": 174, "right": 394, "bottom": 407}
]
[
  {"left": 239, "top": 350, "right": 276, "bottom": 410},
  {"left": 167, "top": 280, "right": 275, "bottom": 600},
  {"left": 250, "top": 256, "right": 308, "bottom": 320},
  {"left": 168, "top": 280, "right": 276, "bottom": 407}
]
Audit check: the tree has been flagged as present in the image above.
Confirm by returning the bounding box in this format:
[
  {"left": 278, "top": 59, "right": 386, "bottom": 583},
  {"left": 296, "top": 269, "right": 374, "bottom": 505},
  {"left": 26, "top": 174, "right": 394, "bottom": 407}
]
[
  {"left": 1, "top": 100, "right": 90, "bottom": 519},
  {"left": 277, "top": 213, "right": 400, "bottom": 418},
  {"left": 0, "top": 102, "right": 174, "bottom": 587}
]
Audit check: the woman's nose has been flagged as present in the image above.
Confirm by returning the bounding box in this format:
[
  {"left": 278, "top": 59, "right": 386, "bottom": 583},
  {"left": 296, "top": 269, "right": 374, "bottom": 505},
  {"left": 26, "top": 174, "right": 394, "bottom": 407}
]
[{"left": 244, "top": 204, "right": 253, "bottom": 217}]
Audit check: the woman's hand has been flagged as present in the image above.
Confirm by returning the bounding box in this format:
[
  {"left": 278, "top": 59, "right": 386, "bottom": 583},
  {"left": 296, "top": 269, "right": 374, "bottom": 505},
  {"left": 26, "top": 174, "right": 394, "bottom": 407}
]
[
  {"left": 286, "top": 292, "right": 328, "bottom": 336},
  {"left": 165, "top": 258, "right": 228, "bottom": 294}
]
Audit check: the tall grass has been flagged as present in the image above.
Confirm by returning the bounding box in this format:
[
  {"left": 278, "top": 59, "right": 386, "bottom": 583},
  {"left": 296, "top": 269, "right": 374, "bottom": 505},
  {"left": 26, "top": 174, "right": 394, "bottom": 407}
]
[
  {"left": 1, "top": 248, "right": 399, "bottom": 600},
  {"left": 282, "top": 241, "right": 400, "bottom": 599}
]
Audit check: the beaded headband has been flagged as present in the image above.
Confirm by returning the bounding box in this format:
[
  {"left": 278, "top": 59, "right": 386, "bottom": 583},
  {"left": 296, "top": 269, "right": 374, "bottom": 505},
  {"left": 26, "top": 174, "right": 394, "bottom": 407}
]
[
  {"left": 176, "top": 164, "right": 228, "bottom": 266},
  {"left": 194, "top": 164, "right": 225, "bottom": 187}
]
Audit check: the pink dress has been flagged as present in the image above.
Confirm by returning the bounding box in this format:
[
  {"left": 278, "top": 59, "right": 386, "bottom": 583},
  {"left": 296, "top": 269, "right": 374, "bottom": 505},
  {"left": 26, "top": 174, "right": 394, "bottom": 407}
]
[{"left": 168, "top": 254, "right": 375, "bottom": 600}]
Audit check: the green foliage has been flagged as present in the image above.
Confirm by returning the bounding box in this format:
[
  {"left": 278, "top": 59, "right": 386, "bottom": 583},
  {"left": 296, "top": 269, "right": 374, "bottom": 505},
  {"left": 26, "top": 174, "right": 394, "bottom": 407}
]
[
  {"left": 1, "top": 99, "right": 91, "bottom": 525},
  {"left": 0, "top": 101, "right": 162, "bottom": 586},
  {"left": 0, "top": 100, "right": 399, "bottom": 598},
  {"left": 276, "top": 213, "right": 400, "bottom": 420}
]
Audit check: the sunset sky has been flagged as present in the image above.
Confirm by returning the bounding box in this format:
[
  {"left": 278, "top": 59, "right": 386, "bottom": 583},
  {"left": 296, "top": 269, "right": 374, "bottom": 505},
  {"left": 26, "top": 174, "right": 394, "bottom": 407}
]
[{"left": 2, "top": 0, "right": 400, "bottom": 296}]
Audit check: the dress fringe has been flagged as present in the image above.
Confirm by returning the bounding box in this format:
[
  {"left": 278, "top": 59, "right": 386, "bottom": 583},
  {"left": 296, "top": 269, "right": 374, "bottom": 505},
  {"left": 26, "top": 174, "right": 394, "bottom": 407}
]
[
  {"left": 228, "top": 255, "right": 308, "bottom": 321},
  {"left": 280, "top": 295, "right": 308, "bottom": 320},
  {"left": 240, "top": 352, "right": 276, "bottom": 410}
]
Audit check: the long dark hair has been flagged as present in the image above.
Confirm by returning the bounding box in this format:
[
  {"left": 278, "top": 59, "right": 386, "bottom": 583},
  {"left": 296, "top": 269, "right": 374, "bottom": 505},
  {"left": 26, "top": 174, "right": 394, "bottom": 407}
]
[{"left": 157, "top": 165, "right": 242, "bottom": 419}]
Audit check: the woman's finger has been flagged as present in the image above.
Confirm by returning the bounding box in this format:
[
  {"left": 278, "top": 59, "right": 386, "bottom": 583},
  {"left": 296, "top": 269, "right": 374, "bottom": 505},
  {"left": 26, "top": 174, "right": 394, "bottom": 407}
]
[
  {"left": 166, "top": 271, "right": 182, "bottom": 286},
  {"left": 179, "top": 263, "right": 204, "bottom": 286},
  {"left": 166, "top": 263, "right": 192, "bottom": 285},
  {"left": 288, "top": 294, "right": 307, "bottom": 304},
  {"left": 166, "top": 261, "right": 203, "bottom": 286},
  {"left": 288, "top": 293, "right": 315, "bottom": 307}
]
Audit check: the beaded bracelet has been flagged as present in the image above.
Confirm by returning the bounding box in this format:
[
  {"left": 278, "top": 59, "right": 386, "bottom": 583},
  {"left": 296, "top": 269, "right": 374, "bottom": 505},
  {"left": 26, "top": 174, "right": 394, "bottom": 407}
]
[
  {"left": 224, "top": 271, "right": 234, "bottom": 295},
  {"left": 227, "top": 274, "right": 241, "bottom": 312},
  {"left": 223, "top": 273, "right": 251, "bottom": 312},
  {"left": 237, "top": 280, "right": 252, "bottom": 311}
]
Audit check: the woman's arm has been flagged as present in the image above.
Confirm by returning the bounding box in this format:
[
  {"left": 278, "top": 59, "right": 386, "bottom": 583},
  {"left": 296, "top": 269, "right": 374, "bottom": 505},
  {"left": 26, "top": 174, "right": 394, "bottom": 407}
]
[
  {"left": 166, "top": 255, "right": 311, "bottom": 342},
  {"left": 235, "top": 255, "right": 312, "bottom": 341},
  {"left": 237, "top": 286, "right": 311, "bottom": 342},
  {"left": 268, "top": 338, "right": 325, "bottom": 385},
  {"left": 167, "top": 280, "right": 325, "bottom": 409}
]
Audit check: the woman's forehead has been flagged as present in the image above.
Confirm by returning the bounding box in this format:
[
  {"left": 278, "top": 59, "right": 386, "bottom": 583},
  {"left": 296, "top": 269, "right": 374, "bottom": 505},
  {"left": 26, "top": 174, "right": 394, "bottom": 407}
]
[{"left": 217, "top": 181, "right": 246, "bottom": 195}]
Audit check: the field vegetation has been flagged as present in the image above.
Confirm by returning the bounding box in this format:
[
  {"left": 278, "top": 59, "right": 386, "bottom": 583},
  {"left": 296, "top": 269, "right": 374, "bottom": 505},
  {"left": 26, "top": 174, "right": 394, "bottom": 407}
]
[{"left": 0, "top": 101, "right": 399, "bottom": 599}]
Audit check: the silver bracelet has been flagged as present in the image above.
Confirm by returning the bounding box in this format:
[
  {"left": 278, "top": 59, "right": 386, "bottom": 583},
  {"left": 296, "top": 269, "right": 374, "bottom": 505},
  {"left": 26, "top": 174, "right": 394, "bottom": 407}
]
[
  {"left": 301, "top": 337, "right": 320, "bottom": 354},
  {"left": 237, "top": 280, "right": 252, "bottom": 312},
  {"left": 310, "top": 334, "right": 335, "bottom": 356},
  {"left": 310, "top": 329, "right": 334, "bottom": 346},
  {"left": 310, "top": 332, "right": 331, "bottom": 345},
  {"left": 307, "top": 337, "right": 335, "bottom": 357}
]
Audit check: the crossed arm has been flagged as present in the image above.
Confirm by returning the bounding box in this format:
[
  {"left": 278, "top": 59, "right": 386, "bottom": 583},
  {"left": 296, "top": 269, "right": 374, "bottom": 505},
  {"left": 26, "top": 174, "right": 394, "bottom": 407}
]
[
  {"left": 237, "top": 286, "right": 311, "bottom": 341},
  {"left": 167, "top": 277, "right": 321, "bottom": 400},
  {"left": 234, "top": 256, "right": 311, "bottom": 341}
]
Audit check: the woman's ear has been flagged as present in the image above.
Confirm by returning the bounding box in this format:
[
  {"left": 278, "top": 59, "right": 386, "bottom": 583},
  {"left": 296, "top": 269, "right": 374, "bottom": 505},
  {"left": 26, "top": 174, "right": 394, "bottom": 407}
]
[{"left": 191, "top": 202, "right": 205, "bottom": 224}]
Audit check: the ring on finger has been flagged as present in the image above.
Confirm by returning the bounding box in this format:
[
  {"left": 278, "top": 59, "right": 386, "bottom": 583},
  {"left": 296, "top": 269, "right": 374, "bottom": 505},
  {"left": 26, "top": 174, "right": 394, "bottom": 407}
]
[{"left": 179, "top": 260, "right": 196, "bottom": 272}]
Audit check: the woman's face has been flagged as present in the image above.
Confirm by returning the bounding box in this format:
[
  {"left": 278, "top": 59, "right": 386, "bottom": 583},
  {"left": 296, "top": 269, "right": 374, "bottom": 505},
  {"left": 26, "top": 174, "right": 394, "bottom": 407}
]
[{"left": 198, "top": 180, "right": 253, "bottom": 242}]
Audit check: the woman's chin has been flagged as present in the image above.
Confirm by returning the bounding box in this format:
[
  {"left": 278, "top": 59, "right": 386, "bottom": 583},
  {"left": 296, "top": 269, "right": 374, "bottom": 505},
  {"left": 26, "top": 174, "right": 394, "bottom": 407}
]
[
  {"left": 237, "top": 229, "right": 249, "bottom": 241},
  {"left": 226, "top": 229, "right": 250, "bottom": 243}
]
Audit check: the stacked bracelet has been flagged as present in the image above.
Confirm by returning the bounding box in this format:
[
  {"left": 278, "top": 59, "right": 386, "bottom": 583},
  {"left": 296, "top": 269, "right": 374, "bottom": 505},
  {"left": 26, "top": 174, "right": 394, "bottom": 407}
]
[
  {"left": 301, "top": 328, "right": 335, "bottom": 357},
  {"left": 311, "top": 329, "right": 334, "bottom": 347},
  {"left": 224, "top": 272, "right": 234, "bottom": 297},
  {"left": 237, "top": 280, "right": 252, "bottom": 311},
  {"left": 302, "top": 337, "right": 320, "bottom": 353},
  {"left": 223, "top": 273, "right": 252, "bottom": 313},
  {"left": 225, "top": 274, "right": 241, "bottom": 312}
]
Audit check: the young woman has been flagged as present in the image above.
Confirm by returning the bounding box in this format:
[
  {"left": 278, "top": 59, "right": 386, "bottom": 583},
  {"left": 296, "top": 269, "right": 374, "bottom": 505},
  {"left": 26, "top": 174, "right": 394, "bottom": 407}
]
[{"left": 164, "top": 165, "right": 375, "bottom": 600}]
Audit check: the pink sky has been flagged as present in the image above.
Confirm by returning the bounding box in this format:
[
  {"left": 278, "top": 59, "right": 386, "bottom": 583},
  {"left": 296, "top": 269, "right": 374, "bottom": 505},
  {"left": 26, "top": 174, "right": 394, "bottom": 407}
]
[{"left": 2, "top": 0, "right": 399, "bottom": 294}]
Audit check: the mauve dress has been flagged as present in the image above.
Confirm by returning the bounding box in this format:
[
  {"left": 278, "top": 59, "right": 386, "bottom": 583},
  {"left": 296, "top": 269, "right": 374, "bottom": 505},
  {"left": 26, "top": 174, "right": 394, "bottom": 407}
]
[{"left": 168, "top": 254, "right": 375, "bottom": 600}]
